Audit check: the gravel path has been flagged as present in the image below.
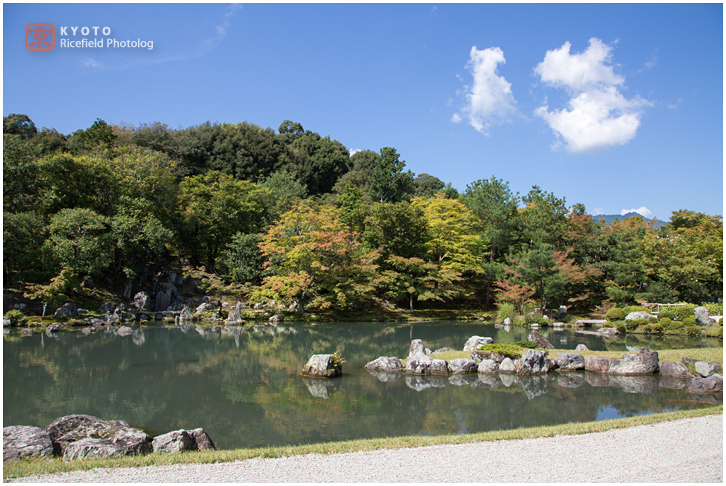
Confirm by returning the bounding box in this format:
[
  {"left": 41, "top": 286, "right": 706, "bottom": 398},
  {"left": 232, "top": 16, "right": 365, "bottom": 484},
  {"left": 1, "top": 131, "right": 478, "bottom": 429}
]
[{"left": 10, "top": 415, "right": 722, "bottom": 483}]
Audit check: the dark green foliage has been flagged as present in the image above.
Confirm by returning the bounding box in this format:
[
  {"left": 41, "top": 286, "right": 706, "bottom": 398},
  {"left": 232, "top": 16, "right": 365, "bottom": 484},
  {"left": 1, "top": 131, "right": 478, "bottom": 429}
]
[
  {"left": 658, "top": 310, "right": 677, "bottom": 320},
  {"left": 651, "top": 323, "right": 663, "bottom": 334},
  {"left": 3, "top": 114, "right": 37, "bottom": 139},
  {"left": 3, "top": 211, "right": 47, "bottom": 282},
  {"left": 368, "top": 147, "right": 415, "bottom": 203},
  {"left": 3, "top": 134, "right": 42, "bottom": 213},
  {"left": 658, "top": 318, "right": 673, "bottom": 330},
  {"left": 4, "top": 310, "right": 27, "bottom": 326},
  {"left": 682, "top": 317, "right": 696, "bottom": 326},
  {"left": 71, "top": 119, "right": 117, "bottom": 152},
  {"left": 413, "top": 173, "right": 445, "bottom": 198},
  {"left": 217, "top": 233, "right": 268, "bottom": 285},
  {"left": 685, "top": 326, "right": 701, "bottom": 338},
  {"left": 479, "top": 343, "right": 522, "bottom": 360},
  {"left": 615, "top": 322, "right": 627, "bottom": 334},
  {"left": 514, "top": 340, "right": 537, "bottom": 349},
  {"left": 43, "top": 208, "right": 113, "bottom": 276},
  {"left": 361, "top": 202, "right": 428, "bottom": 265},
  {"left": 674, "top": 304, "right": 697, "bottom": 321},
  {"left": 606, "top": 307, "right": 626, "bottom": 322}
]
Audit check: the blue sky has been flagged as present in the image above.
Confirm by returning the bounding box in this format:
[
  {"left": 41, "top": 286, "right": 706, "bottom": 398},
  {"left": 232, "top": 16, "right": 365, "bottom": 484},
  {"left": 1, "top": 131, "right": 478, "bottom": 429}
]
[{"left": 4, "top": 3, "right": 723, "bottom": 221}]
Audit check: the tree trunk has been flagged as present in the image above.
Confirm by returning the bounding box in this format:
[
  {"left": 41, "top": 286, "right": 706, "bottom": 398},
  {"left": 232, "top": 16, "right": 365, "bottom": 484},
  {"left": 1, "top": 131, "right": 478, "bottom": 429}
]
[{"left": 409, "top": 293, "right": 414, "bottom": 312}]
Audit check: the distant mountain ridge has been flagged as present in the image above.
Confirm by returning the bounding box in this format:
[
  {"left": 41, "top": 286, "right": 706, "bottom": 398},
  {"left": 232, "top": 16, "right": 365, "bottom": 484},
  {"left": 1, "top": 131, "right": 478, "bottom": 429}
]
[{"left": 591, "top": 212, "right": 666, "bottom": 227}]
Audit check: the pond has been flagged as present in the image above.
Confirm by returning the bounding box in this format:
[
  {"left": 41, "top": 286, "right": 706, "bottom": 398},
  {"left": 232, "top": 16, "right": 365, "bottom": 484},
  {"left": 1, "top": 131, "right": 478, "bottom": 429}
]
[{"left": 3, "top": 321, "right": 721, "bottom": 450}]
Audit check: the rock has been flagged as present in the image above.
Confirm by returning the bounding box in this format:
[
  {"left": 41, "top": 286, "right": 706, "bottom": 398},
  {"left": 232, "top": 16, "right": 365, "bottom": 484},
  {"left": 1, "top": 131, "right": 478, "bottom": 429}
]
[
  {"left": 558, "top": 305, "right": 567, "bottom": 315},
  {"left": 610, "top": 375, "right": 659, "bottom": 395},
  {"left": 658, "top": 361, "right": 693, "bottom": 378},
  {"left": 301, "top": 354, "right": 342, "bottom": 378},
  {"left": 503, "top": 317, "right": 511, "bottom": 326},
  {"left": 116, "top": 326, "right": 134, "bottom": 336},
  {"left": 448, "top": 359, "right": 478, "bottom": 374},
  {"left": 477, "top": 359, "right": 499, "bottom": 374},
  {"left": 424, "top": 348, "right": 432, "bottom": 355},
  {"left": 557, "top": 353, "right": 585, "bottom": 371},
  {"left": 45, "top": 323, "right": 63, "bottom": 334},
  {"left": 269, "top": 314, "right": 284, "bottom": 324},
  {"left": 195, "top": 302, "right": 218, "bottom": 314},
  {"left": 625, "top": 311, "right": 654, "bottom": 320},
  {"left": 608, "top": 349, "right": 659, "bottom": 375},
  {"left": 3, "top": 425, "right": 54, "bottom": 461},
  {"left": 470, "top": 350, "right": 506, "bottom": 363},
  {"left": 409, "top": 339, "right": 425, "bottom": 357},
  {"left": 527, "top": 330, "right": 554, "bottom": 349},
  {"left": 585, "top": 356, "right": 612, "bottom": 373},
  {"left": 548, "top": 359, "right": 559, "bottom": 371},
  {"left": 45, "top": 415, "right": 151, "bottom": 460},
  {"left": 178, "top": 306, "right": 194, "bottom": 321},
  {"left": 405, "top": 352, "right": 448, "bottom": 375},
  {"left": 54, "top": 303, "right": 78, "bottom": 318},
  {"left": 463, "top": 335, "right": 494, "bottom": 351},
  {"left": 520, "top": 375, "right": 550, "bottom": 399},
  {"left": 431, "top": 347, "right": 455, "bottom": 354},
  {"left": 518, "top": 349, "right": 550, "bottom": 375},
  {"left": 688, "top": 375, "right": 723, "bottom": 394},
  {"left": 364, "top": 356, "right": 403, "bottom": 372},
  {"left": 152, "top": 430, "right": 194, "bottom": 454},
  {"left": 449, "top": 374, "right": 480, "bottom": 387},
  {"left": 575, "top": 344, "right": 589, "bottom": 351},
  {"left": 498, "top": 357, "right": 516, "bottom": 373},
  {"left": 694, "top": 307, "right": 711, "bottom": 326},
  {"left": 226, "top": 302, "right": 245, "bottom": 324},
  {"left": 557, "top": 373, "right": 585, "bottom": 388},
  {"left": 405, "top": 375, "right": 447, "bottom": 392},
  {"left": 98, "top": 302, "right": 116, "bottom": 313},
  {"left": 3, "top": 317, "right": 12, "bottom": 327},
  {"left": 695, "top": 361, "right": 721, "bottom": 378},
  {"left": 133, "top": 292, "right": 150, "bottom": 311}
]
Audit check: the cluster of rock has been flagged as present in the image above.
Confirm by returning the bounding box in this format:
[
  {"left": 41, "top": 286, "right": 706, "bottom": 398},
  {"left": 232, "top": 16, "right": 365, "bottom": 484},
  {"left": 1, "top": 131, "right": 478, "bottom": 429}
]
[
  {"left": 363, "top": 333, "right": 723, "bottom": 396},
  {"left": 3, "top": 414, "right": 215, "bottom": 462},
  {"left": 301, "top": 354, "right": 343, "bottom": 378}
]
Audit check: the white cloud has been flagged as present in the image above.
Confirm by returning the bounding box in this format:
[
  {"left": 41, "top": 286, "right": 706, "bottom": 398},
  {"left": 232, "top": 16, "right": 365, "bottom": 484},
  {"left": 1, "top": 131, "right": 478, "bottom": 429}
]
[
  {"left": 621, "top": 207, "right": 653, "bottom": 218},
  {"left": 349, "top": 148, "right": 362, "bottom": 156},
  {"left": 592, "top": 208, "right": 604, "bottom": 215},
  {"left": 453, "top": 46, "right": 516, "bottom": 135},
  {"left": 83, "top": 58, "right": 104, "bottom": 69},
  {"left": 534, "top": 38, "right": 650, "bottom": 153}
]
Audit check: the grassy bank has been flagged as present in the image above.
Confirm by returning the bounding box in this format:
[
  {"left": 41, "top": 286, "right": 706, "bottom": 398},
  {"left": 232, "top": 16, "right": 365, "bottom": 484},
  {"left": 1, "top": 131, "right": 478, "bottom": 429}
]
[{"left": 3, "top": 406, "right": 722, "bottom": 480}]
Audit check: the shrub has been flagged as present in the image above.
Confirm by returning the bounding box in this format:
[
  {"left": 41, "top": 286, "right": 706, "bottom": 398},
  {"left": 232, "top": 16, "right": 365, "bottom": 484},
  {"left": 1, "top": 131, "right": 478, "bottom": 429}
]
[
  {"left": 331, "top": 351, "right": 346, "bottom": 368},
  {"left": 705, "top": 303, "right": 723, "bottom": 316},
  {"left": 496, "top": 303, "right": 516, "bottom": 323},
  {"left": 682, "top": 317, "right": 696, "bottom": 326},
  {"left": 685, "top": 326, "right": 701, "bottom": 338},
  {"left": 671, "top": 320, "right": 684, "bottom": 331},
  {"left": 627, "top": 318, "right": 648, "bottom": 332},
  {"left": 658, "top": 310, "right": 676, "bottom": 320},
  {"left": 641, "top": 324, "right": 653, "bottom": 334},
  {"left": 524, "top": 312, "right": 543, "bottom": 325},
  {"left": 615, "top": 321, "right": 627, "bottom": 334},
  {"left": 658, "top": 318, "right": 673, "bottom": 330},
  {"left": 674, "top": 304, "right": 697, "bottom": 321},
  {"left": 514, "top": 340, "right": 537, "bottom": 349},
  {"left": 647, "top": 316, "right": 658, "bottom": 324},
  {"left": 4, "top": 310, "right": 26, "bottom": 326},
  {"left": 651, "top": 323, "right": 664, "bottom": 335},
  {"left": 479, "top": 343, "right": 522, "bottom": 360},
  {"left": 606, "top": 308, "right": 626, "bottom": 322}
]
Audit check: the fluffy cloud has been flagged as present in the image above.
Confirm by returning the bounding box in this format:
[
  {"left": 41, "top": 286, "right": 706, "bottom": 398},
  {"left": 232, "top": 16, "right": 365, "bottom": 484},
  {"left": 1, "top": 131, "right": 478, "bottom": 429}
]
[
  {"left": 534, "top": 38, "right": 650, "bottom": 153},
  {"left": 621, "top": 207, "right": 653, "bottom": 218},
  {"left": 454, "top": 46, "right": 516, "bottom": 135}
]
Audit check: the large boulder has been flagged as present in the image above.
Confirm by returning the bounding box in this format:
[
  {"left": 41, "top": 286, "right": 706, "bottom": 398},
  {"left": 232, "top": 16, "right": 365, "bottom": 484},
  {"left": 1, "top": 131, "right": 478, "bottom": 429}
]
[
  {"left": 527, "top": 330, "right": 554, "bottom": 349},
  {"left": 133, "top": 292, "right": 150, "bottom": 311},
  {"left": 409, "top": 339, "right": 425, "bottom": 357},
  {"left": 625, "top": 311, "right": 654, "bottom": 320},
  {"left": 694, "top": 307, "right": 711, "bottom": 326},
  {"left": 405, "top": 352, "right": 448, "bottom": 375},
  {"left": 268, "top": 314, "right": 284, "bottom": 324},
  {"left": 364, "top": 356, "right": 403, "bottom": 373},
  {"left": 448, "top": 359, "right": 478, "bottom": 374},
  {"left": 518, "top": 349, "right": 550, "bottom": 375},
  {"left": 463, "top": 336, "right": 494, "bottom": 351},
  {"left": 45, "top": 415, "right": 151, "bottom": 459},
  {"left": 471, "top": 350, "right": 506, "bottom": 363},
  {"left": 226, "top": 301, "right": 245, "bottom": 324},
  {"left": 557, "top": 353, "right": 585, "bottom": 371},
  {"left": 301, "top": 354, "right": 342, "bottom": 378},
  {"left": 499, "top": 358, "right": 516, "bottom": 373},
  {"left": 196, "top": 302, "right": 218, "bottom": 314},
  {"left": 585, "top": 356, "right": 612, "bottom": 373},
  {"left": 477, "top": 359, "right": 499, "bottom": 375},
  {"left": 54, "top": 303, "right": 78, "bottom": 318},
  {"left": 658, "top": 361, "right": 693, "bottom": 378},
  {"left": 178, "top": 306, "right": 194, "bottom": 321},
  {"left": 608, "top": 349, "right": 659, "bottom": 375},
  {"left": 695, "top": 361, "right": 721, "bottom": 378},
  {"left": 688, "top": 375, "right": 723, "bottom": 394},
  {"left": 3, "top": 426, "right": 54, "bottom": 461},
  {"left": 152, "top": 430, "right": 194, "bottom": 454},
  {"left": 575, "top": 344, "right": 589, "bottom": 351}
]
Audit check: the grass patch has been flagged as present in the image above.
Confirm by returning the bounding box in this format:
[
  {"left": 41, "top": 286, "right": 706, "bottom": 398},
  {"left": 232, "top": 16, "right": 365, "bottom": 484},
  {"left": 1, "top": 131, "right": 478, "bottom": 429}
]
[{"left": 4, "top": 406, "right": 721, "bottom": 480}]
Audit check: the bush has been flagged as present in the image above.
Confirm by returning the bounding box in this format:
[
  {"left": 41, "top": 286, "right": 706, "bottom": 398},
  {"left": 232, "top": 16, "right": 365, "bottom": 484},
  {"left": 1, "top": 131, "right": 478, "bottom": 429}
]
[
  {"left": 524, "top": 312, "right": 543, "bottom": 325},
  {"left": 671, "top": 320, "right": 684, "bottom": 331},
  {"left": 682, "top": 317, "right": 696, "bottom": 326},
  {"left": 674, "top": 304, "right": 697, "bottom": 321},
  {"left": 4, "top": 310, "right": 26, "bottom": 326},
  {"left": 658, "top": 310, "right": 676, "bottom": 320},
  {"left": 496, "top": 303, "right": 516, "bottom": 323},
  {"left": 641, "top": 324, "right": 653, "bottom": 334},
  {"left": 514, "top": 340, "right": 537, "bottom": 349},
  {"left": 606, "top": 308, "right": 626, "bottom": 322},
  {"left": 685, "top": 326, "right": 701, "bottom": 338},
  {"left": 658, "top": 318, "right": 673, "bottom": 330},
  {"left": 648, "top": 316, "right": 658, "bottom": 324},
  {"left": 479, "top": 343, "right": 522, "bottom": 360},
  {"left": 627, "top": 318, "right": 649, "bottom": 332},
  {"left": 615, "top": 321, "right": 627, "bottom": 334},
  {"left": 651, "top": 323, "right": 664, "bottom": 335},
  {"left": 705, "top": 303, "right": 723, "bottom": 316}
]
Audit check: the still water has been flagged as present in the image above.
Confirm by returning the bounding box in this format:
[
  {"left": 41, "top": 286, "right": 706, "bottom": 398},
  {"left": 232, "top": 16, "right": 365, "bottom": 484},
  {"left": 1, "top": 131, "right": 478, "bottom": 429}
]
[{"left": 3, "top": 321, "right": 720, "bottom": 450}]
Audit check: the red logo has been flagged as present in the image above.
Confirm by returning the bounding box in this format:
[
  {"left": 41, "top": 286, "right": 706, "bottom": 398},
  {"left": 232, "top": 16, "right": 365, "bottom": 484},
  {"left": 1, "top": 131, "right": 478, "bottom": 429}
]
[{"left": 25, "top": 23, "right": 55, "bottom": 51}]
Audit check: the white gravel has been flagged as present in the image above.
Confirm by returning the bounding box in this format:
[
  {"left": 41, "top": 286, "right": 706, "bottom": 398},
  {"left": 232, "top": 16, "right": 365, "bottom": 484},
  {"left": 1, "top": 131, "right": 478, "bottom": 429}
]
[{"left": 10, "top": 414, "right": 722, "bottom": 483}]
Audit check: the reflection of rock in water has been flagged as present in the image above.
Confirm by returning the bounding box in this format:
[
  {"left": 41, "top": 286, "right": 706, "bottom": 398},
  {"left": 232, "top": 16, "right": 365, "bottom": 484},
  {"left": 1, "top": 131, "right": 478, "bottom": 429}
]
[
  {"left": 405, "top": 374, "right": 447, "bottom": 392},
  {"left": 499, "top": 373, "right": 516, "bottom": 388},
  {"left": 302, "top": 378, "right": 336, "bottom": 399},
  {"left": 448, "top": 374, "right": 479, "bottom": 387},
  {"left": 659, "top": 376, "right": 690, "bottom": 390},
  {"left": 585, "top": 373, "right": 612, "bottom": 388},
  {"left": 473, "top": 374, "right": 502, "bottom": 389},
  {"left": 519, "top": 374, "right": 550, "bottom": 400},
  {"left": 178, "top": 322, "right": 193, "bottom": 334},
  {"left": 556, "top": 372, "right": 584, "bottom": 388},
  {"left": 222, "top": 326, "right": 246, "bottom": 347},
  {"left": 609, "top": 375, "right": 659, "bottom": 395},
  {"left": 366, "top": 369, "right": 403, "bottom": 383},
  {"left": 132, "top": 329, "right": 145, "bottom": 346},
  {"left": 688, "top": 393, "right": 723, "bottom": 406}
]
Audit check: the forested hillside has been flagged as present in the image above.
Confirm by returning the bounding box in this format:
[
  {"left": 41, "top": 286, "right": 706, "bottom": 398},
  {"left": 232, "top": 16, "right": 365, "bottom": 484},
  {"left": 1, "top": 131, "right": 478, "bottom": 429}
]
[{"left": 3, "top": 114, "right": 723, "bottom": 317}]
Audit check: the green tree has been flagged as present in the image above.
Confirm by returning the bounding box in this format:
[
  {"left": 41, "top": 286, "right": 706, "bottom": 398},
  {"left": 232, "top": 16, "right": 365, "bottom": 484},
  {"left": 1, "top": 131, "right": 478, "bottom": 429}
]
[
  {"left": 43, "top": 208, "right": 113, "bottom": 277},
  {"left": 3, "top": 114, "right": 37, "bottom": 139},
  {"left": 178, "top": 171, "right": 270, "bottom": 269},
  {"left": 413, "top": 173, "right": 446, "bottom": 198},
  {"left": 24, "top": 267, "right": 82, "bottom": 318},
  {"left": 508, "top": 243, "right": 565, "bottom": 312},
  {"left": 71, "top": 119, "right": 117, "bottom": 152},
  {"left": 379, "top": 255, "right": 460, "bottom": 311},
  {"left": 3, "top": 212, "right": 47, "bottom": 282},
  {"left": 368, "top": 147, "right": 415, "bottom": 203},
  {"left": 3, "top": 134, "right": 42, "bottom": 213},
  {"left": 260, "top": 169, "right": 308, "bottom": 220},
  {"left": 361, "top": 201, "right": 429, "bottom": 265},
  {"left": 517, "top": 185, "right": 568, "bottom": 249},
  {"left": 217, "top": 233, "right": 268, "bottom": 285}
]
